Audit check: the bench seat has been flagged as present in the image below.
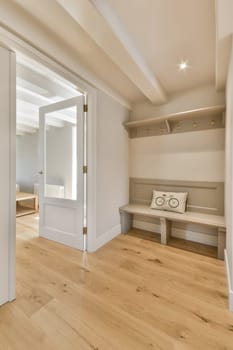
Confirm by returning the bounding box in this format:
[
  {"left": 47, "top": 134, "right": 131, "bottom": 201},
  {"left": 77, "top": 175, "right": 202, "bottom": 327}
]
[{"left": 119, "top": 204, "right": 226, "bottom": 259}]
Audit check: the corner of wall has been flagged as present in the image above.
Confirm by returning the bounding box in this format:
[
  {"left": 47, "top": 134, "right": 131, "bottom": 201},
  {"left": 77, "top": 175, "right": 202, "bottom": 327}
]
[
  {"left": 89, "top": 224, "right": 121, "bottom": 252},
  {"left": 224, "top": 249, "right": 233, "bottom": 311}
]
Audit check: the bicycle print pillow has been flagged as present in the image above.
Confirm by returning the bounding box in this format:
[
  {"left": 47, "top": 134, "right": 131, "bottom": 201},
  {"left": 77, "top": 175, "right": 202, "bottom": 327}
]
[{"left": 150, "top": 190, "right": 188, "bottom": 214}]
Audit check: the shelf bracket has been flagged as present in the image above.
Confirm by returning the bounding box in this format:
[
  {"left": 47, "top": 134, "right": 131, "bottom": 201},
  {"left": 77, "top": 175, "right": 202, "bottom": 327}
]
[{"left": 165, "top": 119, "right": 171, "bottom": 133}]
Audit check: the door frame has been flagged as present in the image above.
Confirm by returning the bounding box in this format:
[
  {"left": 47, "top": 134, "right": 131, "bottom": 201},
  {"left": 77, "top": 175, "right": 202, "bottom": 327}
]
[{"left": 0, "top": 27, "right": 97, "bottom": 303}]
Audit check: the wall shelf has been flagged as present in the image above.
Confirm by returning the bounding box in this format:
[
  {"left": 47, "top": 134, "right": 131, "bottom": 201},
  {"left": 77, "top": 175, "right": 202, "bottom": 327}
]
[{"left": 124, "top": 105, "right": 226, "bottom": 138}]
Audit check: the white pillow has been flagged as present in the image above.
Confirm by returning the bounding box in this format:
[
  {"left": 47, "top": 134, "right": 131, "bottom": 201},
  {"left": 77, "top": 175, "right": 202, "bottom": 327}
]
[{"left": 151, "top": 190, "right": 188, "bottom": 214}]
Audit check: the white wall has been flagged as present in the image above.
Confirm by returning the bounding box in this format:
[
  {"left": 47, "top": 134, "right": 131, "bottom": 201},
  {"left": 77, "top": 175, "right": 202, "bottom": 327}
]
[
  {"left": 95, "top": 90, "right": 129, "bottom": 248},
  {"left": 215, "top": 1, "right": 233, "bottom": 90},
  {"left": 216, "top": 0, "right": 233, "bottom": 39},
  {"left": 130, "top": 86, "right": 226, "bottom": 249},
  {"left": 0, "top": 46, "right": 15, "bottom": 305},
  {"left": 130, "top": 129, "right": 225, "bottom": 247},
  {"left": 131, "top": 85, "right": 225, "bottom": 121},
  {"left": 16, "top": 132, "right": 39, "bottom": 193},
  {"left": 225, "top": 37, "right": 233, "bottom": 311},
  {"left": 130, "top": 129, "right": 225, "bottom": 182}
]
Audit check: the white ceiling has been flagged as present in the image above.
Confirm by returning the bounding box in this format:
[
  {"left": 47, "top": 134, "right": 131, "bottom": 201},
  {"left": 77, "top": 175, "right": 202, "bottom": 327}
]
[
  {"left": 106, "top": 0, "right": 215, "bottom": 93},
  {"left": 16, "top": 55, "right": 81, "bottom": 135},
  {"left": 13, "top": 0, "right": 144, "bottom": 103},
  {"left": 3, "top": 0, "right": 226, "bottom": 105}
]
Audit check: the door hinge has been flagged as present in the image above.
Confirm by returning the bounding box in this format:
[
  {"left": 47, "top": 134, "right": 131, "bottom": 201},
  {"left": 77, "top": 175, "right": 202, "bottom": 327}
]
[
  {"left": 83, "top": 165, "right": 88, "bottom": 174},
  {"left": 83, "top": 227, "right": 87, "bottom": 235},
  {"left": 83, "top": 104, "right": 88, "bottom": 113}
]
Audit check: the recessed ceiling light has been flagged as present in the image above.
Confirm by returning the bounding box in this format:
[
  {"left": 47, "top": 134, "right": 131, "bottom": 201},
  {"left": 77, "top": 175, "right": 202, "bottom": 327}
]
[{"left": 178, "top": 60, "right": 189, "bottom": 72}]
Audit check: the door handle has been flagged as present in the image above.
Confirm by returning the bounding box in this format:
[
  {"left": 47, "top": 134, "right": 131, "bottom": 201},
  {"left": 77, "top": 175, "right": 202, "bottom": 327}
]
[{"left": 38, "top": 170, "right": 43, "bottom": 175}]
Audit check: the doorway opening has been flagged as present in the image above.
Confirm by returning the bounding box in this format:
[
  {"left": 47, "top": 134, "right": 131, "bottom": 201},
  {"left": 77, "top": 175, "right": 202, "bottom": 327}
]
[{"left": 15, "top": 53, "right": 86, "bottom": 250}]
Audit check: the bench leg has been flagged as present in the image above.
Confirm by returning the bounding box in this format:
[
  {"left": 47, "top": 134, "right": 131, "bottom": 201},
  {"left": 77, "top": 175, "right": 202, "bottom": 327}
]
[
  {"left": 120, "top": 211, "right": 132, "bottom": 234},
  {"left": 217, "top": 227, "right": 226, "bottom": 260},
  {"left": 160, "top": 218, "right": 171, "bottom": 245}
]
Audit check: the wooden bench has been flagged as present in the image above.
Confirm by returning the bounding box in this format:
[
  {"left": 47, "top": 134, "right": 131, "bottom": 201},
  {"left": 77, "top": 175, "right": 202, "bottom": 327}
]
[
  {"left": 16, "top": 191, "right": 38, "bottom": 217},
  {"left": 119, "top": 178, "right": 226, "bottom": 260},
  {"left": 120, "top": 204, "right": 226, "bottom": 259}
]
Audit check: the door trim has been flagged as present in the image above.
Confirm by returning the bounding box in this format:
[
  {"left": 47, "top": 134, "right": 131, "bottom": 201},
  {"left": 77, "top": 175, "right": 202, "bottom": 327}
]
[
  {"left": 0, "top": 28, "right": 97, "bottom": 303},
  {"left": 8, "top": 50, "right": 16, "bottom": 302}
]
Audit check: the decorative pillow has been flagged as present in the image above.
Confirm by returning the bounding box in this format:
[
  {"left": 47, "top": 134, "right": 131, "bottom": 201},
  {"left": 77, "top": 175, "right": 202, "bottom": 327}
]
[{"left": 150, "top": 190, "right": 188, "bottom": 214}]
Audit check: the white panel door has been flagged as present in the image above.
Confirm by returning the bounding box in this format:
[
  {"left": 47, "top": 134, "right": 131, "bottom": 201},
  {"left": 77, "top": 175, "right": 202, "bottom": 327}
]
[
  {"left": 0, "top": 45, "right": 16, "bottom": 305},
  {"left": 39, "top": 96, "right": 84, "bottom": 250}
]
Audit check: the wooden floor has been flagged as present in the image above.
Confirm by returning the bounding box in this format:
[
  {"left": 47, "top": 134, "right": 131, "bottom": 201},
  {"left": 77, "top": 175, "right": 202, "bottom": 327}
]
[{"left": 0, "top": 215, "right": 233, "bottom": 349}]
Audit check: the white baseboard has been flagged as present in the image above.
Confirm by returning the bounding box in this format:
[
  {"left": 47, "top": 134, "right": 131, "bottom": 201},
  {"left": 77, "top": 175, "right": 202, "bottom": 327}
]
[
  {"left": 224, "top": 249, "right": 233, "bottom": 312},
  {"left": 133, "top": 220, "right": 217, "bottom": 247},
  {"left": 90, "top": 224, "right": 121, "bottom": 252},
  {"left": 39, "top": 227, "right": 82, "bottom": 249},
  {"left": 0, "top": 296, "right": 8, "bottom": 306}
]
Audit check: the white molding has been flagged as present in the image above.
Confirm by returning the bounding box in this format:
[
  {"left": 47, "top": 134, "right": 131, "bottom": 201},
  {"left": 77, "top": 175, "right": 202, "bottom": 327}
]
[
  {"left": 86, "top": 91, "right": 97, "bottom": 253},
  {"left": 224, "top": 249, "right": 233, "bottom": 311},
  {"left": 8, "top": 50, "right": 16, "bottom": 301},
  {"left": 133, "top": 220, "right": 218, "bottom": 247},
  {"left": 40, "top": 228, "right": 82, "bottom": 250},
  {"left": 89, "top": 224, "right": 121, "bottom": 252}
]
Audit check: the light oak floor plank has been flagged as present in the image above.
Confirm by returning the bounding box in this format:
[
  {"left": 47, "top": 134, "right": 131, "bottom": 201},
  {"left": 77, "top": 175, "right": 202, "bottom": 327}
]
[{"left": 0, "top": 214, "right": 232, "bottom": 349}]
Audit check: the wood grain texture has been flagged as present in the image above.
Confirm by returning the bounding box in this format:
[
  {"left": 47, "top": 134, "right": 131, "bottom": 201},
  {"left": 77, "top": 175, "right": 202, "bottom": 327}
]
[{"left": 0, "top": 214, "right": 232, "bottom": 350}]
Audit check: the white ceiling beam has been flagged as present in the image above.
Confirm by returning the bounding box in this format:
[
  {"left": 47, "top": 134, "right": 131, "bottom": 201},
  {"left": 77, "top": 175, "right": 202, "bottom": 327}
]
[
  {"left": 17, "top": 117, "right": 39, "bottom": 129},
  {"left": 17, "top": 85, "right": 80, "bottom": 110},
  {"left": 17, "top": 124, "right": 37, "bottom": 133},
  {"left": 17, "top": 99, "right": 74, "bottom": 124},
  {"left": 17, "top": 112, "right": 65, "bottom": 128},
  {"left": 17, "top": 86, "right": 75, "bottom": 123},
  {"left": 17, "top": 96, "right": 76, "bottom": 120},
  {"left": 17, "top": 99, "right": 38, "bottom": 114},
  {"left": 56, "top": 0, "right": 166, "bottom": 104},
  {"left": 16, "top": 130, "right": 25, "bottom": 136},
  {"left": 17, "top": 86, "right": 53, "bottom": 106},
  {"left": 17, "top": 54, "right": 81, "bottom": 97},
  {"left": 17, "top": 63, "right": 76, "bottom": 99}
]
